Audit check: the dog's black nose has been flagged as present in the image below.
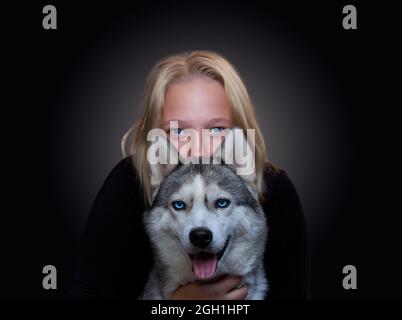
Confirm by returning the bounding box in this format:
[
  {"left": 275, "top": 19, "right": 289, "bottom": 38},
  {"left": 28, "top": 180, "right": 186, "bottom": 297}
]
[{"left": 189, "top": 227, "right": 213, "bottom": 248}]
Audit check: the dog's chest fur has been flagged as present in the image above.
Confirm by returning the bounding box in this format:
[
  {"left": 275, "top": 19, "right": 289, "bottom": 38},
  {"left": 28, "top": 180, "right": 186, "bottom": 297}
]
[{"left": 139, "top": 168, "right": 268, "bottom": 299}]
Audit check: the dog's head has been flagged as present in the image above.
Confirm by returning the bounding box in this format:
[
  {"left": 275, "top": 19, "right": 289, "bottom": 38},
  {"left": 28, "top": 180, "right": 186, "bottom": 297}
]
[{"left": 144, "top": 128, "right": 266, "bottom": 280}]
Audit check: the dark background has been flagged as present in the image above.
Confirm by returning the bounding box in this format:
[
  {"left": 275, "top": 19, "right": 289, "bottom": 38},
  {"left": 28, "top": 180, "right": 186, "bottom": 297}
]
[{"left": 2, "top": 0, "right": 401, "bottom": 300}]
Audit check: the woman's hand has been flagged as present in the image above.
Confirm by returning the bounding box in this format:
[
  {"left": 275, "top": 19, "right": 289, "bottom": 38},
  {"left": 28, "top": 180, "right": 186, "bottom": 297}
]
[{"left": 168, "top": 275, "right": 248, "bottom": 300}]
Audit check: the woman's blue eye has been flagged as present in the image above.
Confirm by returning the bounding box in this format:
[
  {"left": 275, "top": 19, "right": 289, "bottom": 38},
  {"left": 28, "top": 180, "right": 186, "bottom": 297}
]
[
  {"left": 210, "top": 127, "right": 225, "bottom": 134},
  {"left": 172, "top": 200, "right": 186, "bottom": 210},
  {"left": 215, "top": 198, "right": 230, "bottom": 208},
  {"left": 171, "top": 128, "right": 184, "bottom": 135}
]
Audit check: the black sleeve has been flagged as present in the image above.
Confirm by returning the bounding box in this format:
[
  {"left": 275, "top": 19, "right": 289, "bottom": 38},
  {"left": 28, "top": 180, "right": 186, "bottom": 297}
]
[
  {"left": 262, "top": 169, "right": 310, "bottom": 300},
  {"left": 65, "top": 157, "right": 153, "bottom": 300}
]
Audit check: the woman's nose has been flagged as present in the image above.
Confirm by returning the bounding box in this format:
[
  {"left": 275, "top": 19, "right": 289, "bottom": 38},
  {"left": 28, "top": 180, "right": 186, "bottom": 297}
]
[
  {"left": 189, "top": 135, "right": 207, "bottom": 158},
  {"left": 178, "top": 131, "right": 219, "bottom": 159}
]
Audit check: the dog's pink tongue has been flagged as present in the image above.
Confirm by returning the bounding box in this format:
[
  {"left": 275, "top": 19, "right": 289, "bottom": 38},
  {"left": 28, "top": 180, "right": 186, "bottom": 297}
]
[{"left": 192, "top": 253, "right": 217, "bottom": 279}]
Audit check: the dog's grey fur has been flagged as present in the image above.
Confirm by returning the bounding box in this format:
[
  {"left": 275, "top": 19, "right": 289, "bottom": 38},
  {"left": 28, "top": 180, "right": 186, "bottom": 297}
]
[{"left": 139, "top": 131, "right": 268, "bottom": 300}]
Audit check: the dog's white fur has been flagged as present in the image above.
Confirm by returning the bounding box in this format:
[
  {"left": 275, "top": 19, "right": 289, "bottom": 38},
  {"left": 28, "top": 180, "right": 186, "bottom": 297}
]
[{"left": 140, "top": 129, "right": 268, "bottom": 299}]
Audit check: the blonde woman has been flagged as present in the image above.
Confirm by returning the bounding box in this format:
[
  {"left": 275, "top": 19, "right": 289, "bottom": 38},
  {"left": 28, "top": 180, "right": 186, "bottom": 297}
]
[{"left": 68, "top": 50, "right": 309, "bottom": 300}]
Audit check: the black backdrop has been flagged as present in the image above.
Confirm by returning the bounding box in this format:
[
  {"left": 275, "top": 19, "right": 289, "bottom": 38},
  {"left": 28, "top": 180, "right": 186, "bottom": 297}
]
[{"left": 2, "top": 0, "right": 401, "bottom": 301}]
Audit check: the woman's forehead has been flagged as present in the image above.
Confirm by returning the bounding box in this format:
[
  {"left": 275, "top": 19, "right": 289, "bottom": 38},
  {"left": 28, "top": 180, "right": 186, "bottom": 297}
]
[{"left": 164, "top": 79, "right": 230, "bottom": 108}]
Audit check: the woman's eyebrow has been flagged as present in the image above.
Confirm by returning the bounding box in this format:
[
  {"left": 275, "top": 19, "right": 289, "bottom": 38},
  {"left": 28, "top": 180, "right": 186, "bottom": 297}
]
[
  {"left": 162, "top": 118, "right": 232, "bottom": 128},
  {"left": 162, "top": 119, "right": 192, "bottom": 127},
  {"left": 204, "top": 118, "right": 233, "bottom": 126}
]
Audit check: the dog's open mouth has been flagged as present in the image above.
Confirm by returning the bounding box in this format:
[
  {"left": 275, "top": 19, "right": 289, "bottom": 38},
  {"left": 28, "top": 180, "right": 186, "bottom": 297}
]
[{"left": 188, "top": 236, "right": 230, "bottom": 279}]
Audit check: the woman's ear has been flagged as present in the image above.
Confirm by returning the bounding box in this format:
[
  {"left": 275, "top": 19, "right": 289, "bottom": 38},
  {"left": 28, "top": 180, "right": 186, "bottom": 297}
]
[
  {"left": 213, "top": 127, "right": 257, "bottom": 190},
  {"left": 147, "top": 130, "right": 179, "bottom": 190}
]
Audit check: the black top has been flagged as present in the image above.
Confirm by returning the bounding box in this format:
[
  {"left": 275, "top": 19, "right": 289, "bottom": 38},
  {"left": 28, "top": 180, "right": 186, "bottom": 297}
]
[{"left": 67, "top": 156, "right": 310, "bottom": 300}]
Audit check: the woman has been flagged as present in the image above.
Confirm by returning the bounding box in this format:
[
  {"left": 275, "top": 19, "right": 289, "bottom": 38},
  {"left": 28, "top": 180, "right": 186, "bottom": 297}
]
[{"left": 68, "top": 50, "right": 310, "bottom": 300}]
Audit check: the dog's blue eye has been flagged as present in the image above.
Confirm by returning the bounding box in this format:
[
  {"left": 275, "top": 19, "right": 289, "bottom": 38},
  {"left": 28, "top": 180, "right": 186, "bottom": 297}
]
[
  {"left": 172, "top": 200, "right": 186, "bottom": 210},
  {"left": 215, "top": 198, "right": 230, "bottom": 208}
]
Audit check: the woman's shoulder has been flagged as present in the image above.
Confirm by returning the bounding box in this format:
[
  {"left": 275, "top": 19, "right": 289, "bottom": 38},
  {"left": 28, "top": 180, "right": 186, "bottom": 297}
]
[
  {"left": 262, "top": 161, "right": 286, "bottom": 191},
  {"left": 262, "top": 161, "right": 300, "bottom": 205},
  {"left": 96, "top": 155, "right": 143, "bottom": 202},
  {"left": 105, "top": 155, "right": 138, "bottom": 184},
  {"left": 109, "top": 155, "right": 136, "bottom": 176},
  {"left": 261, "top": 162, "right": 305, "bottom": 232}
]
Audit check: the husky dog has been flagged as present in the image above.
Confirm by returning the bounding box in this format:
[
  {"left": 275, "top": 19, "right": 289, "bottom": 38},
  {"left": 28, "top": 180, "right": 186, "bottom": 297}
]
[{"left": 140, "top": 129, "right": 268, "bottom": 300}]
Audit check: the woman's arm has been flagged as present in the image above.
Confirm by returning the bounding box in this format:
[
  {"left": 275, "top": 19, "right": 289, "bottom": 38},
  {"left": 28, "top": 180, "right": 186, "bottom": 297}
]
[
  {"left": 66, "top": 157, "right": 152, "bottom": 299},
  {"left": 262, "top": 169, "right": 310, "bottom": 300}
]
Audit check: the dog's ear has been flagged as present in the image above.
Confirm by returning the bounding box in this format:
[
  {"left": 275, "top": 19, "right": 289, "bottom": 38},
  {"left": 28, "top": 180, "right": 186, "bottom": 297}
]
[
  {"left": 213, "top": 127, "right": 257, "bottom": 189},
  {"left": 147, "top": 130, "right": 179, "bottom": 191}
]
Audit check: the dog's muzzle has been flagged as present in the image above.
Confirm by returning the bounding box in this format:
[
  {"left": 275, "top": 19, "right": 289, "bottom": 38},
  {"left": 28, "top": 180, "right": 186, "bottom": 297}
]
[{"left": 188, "top": 235, "right": 231, "bottom": 280}]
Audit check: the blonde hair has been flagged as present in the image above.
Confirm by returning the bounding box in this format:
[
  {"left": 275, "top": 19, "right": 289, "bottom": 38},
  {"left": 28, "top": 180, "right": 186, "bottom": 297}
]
[{"left": 121, "top": 50, "right": 277, "bottom": 207}]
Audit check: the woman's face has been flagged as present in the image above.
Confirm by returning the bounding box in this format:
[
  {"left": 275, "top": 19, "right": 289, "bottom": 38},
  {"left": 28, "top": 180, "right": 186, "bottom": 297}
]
[{"left": 161, "top": 76, "right": 233, "bottom": 158}]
